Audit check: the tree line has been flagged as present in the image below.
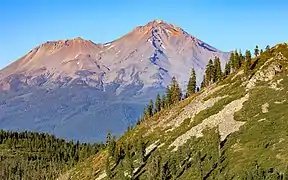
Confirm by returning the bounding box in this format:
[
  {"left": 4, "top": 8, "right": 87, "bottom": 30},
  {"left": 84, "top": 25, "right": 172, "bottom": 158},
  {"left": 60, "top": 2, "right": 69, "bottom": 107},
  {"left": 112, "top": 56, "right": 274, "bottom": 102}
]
[
  {"left": 0, "top": 130, "right": 104, "bottom": 180},
  {"left": 137, "top": 44, "right": 271, "bottom": 125}
]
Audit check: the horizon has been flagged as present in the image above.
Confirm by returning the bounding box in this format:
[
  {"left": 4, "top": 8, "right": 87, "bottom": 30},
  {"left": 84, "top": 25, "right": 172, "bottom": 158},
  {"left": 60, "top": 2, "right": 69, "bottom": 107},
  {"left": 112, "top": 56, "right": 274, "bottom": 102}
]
[{"left": 1, "top": 0, "right": 288, "bottom": 68}]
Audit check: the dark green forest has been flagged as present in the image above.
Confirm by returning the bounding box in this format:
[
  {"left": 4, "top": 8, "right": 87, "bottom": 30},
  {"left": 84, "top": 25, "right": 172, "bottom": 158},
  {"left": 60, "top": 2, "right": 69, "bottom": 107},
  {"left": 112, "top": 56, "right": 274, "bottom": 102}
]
[{"left": 0, "top": 130, "right": 104, "bottom": 180}]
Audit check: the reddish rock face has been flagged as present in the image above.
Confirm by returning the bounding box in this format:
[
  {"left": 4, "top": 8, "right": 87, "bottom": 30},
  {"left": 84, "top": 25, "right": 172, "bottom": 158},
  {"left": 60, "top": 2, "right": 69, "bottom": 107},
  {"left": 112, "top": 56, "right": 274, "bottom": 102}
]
[{"left": 0, "top": 20, "right": 230, "bottom": 141}]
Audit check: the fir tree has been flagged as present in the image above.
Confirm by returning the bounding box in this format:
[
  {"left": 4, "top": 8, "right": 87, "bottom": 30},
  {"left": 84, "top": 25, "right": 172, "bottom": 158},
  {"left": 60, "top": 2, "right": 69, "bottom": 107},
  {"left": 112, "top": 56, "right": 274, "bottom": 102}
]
[
  {"left": 265, "top": 45, "right": 270, "bottom": 52},
  {"left": 224, "top": 62, "right": 231, "bottom": 78},
  {"left": 137, "top": 136, "right": 145, "bottom": 164},
  {"left": 155, "top": 94, "right": 162, "bottom": 113},
  {"left": 186, "top": 68, "right": 196, "bottom": 97},
  {"left": 254, "top": 45, "right": 259, "bottom": 57},
  {"left": 201, "top": 75, "right": 206, "bottom": 88},
  {"left": 170, "top": 77, "right": 182, "bottom": 104},
  {"left": 233, "top": 50, "right": 241, "bottom": 70},
  {"left": 161, "top": 94, "right": 166, "bottom": 109},
  {"left": 105, "top": 156, "right": 112, "bottom": 179},
  {"left": 229, "top": 52, "right": 235, "bottom": 72},
  {"left": 213, "top": 57, "right": 222, "bottom": 82},
  {"left": 124, "top": 145, "right": 134, "bottom": 180},
  {"left": 168, "top": 155, "right": 178, "bottom": 180},
  {"left": 165, "top": 86, "right": 172, "bottom": 107},
  {"left": 205, "top": 59, "right": 214, "bottom": 86},
  {"left": 245, "top": 50, "right": 252, "bottom": 74}
]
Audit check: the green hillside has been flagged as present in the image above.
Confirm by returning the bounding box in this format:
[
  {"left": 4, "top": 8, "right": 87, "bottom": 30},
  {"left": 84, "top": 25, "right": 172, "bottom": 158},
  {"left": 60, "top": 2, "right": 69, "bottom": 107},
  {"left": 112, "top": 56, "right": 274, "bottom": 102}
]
[
  {"left": 58, "top": 43, "right": 288, "bottom": 180},
  {"left": 0, "top": 130, "right": 104, "bottom": 180}
]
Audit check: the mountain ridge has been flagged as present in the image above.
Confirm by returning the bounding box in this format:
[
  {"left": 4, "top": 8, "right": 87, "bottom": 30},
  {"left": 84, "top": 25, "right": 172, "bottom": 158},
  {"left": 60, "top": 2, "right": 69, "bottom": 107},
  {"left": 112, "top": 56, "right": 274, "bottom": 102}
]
[{"left": 0, "top": 20, "right": 230, "bottom": 142}]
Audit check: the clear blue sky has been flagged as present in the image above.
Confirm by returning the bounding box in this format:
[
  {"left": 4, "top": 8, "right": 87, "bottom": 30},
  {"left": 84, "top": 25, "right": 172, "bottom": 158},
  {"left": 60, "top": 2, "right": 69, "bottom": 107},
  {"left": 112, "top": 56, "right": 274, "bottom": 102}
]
[{"left": 0, "top": 0, "right": 287, "bottom": 68}]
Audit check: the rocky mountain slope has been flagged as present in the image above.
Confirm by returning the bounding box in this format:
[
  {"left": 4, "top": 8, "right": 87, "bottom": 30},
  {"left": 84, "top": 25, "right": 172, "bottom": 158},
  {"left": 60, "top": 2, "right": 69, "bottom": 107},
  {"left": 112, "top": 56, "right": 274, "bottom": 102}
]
[
  {"left": 0, "top": 20, "right": 229, "bottom": 142},
  {"left": 59, "top": 43, "right": 288, "bottom": 179}
]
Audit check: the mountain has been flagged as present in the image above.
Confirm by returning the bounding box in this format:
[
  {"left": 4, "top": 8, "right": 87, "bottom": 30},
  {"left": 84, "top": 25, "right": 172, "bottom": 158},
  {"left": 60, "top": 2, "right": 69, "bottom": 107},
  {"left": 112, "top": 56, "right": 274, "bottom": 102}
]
[
  {"left": 0, "top": 20, "right": 230, "bottom": 142},
  {"left": 58, "top": 43, "right": 288, "bottom": 179}
]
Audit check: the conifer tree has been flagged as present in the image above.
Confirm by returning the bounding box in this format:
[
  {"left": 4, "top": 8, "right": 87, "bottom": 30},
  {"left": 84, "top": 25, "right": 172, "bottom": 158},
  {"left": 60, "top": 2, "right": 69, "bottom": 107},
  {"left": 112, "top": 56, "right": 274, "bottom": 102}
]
[
  {"left": 245, "top": 50, "right": 252, "bottom": 74},
  {"left": 201, "top": 75, "right": 206, "bottom": 88},
  {"left": 105, "top": 155, "right": 112, "bottom": 179},
  {"left": 124, "top": 145, "right": 134, "bottom": 180},
  {"left": 229, "top": 52, "right": 235, "bottom": 72},
  {"left": 224, "top": 62, "right": 231, "bottom": 78},
  {"left": 168, "top": 155, "right": 178, "bottom": 180},
  {"left": 254, "top": 45, "right": 259, "bottom": 57},
  {"left": 165, "top": 86, "right": 172, "bottom": 107},
  {"left": 137, "top": 136, "right": 145, "bottom": 164},
  {"left": 234, "top": 50, "right": 241, "bottom": 70},
  {"left": 161, "top": 94, "right": 166, "bottom": 109},
  {"left": 265, "top": 45, "right": 270, "bottom": 52},
  {"left": 260, "top": 49, "right": 263, "bottom": 55},
  {"left": 170, "top": 77, "right": 182, "bottom": 104},
  {"left": 205, "top": 59, "right": 214, "bottom": 86},
  {"left": 213, "top": 57, "right": 222, "bottom": 82},
  {"left": 155, "top": 94, "right": 162, "bottom": 113},
  {"left": 144, "top": 100, "right": 154, "bottom": 119},
  {"left": 106, "top": 131, "right": 112, "bottom": 147},
  {"left": 186, "top": 68, "right": 196, "bottom": 97}
]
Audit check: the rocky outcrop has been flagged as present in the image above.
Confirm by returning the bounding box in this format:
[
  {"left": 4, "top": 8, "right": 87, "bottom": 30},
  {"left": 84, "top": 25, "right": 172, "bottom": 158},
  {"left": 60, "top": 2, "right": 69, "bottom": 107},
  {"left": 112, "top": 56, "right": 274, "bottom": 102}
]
[{"left": 170, "top": 93, "right": 249, "bottom": 151}]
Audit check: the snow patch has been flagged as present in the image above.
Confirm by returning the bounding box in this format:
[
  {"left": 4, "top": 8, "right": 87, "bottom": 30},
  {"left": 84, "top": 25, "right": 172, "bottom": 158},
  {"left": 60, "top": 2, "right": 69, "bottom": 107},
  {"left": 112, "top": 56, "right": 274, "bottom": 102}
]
[{"left": 103, "top": 43, "right": 111, "bottom": 47}]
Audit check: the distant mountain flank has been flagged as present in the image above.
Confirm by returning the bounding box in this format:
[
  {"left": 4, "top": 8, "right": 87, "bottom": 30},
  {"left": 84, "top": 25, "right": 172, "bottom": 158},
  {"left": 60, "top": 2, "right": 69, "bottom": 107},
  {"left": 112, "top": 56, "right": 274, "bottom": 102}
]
[{"left": 0, "top": 20, "right": 230, "bottom": 142}]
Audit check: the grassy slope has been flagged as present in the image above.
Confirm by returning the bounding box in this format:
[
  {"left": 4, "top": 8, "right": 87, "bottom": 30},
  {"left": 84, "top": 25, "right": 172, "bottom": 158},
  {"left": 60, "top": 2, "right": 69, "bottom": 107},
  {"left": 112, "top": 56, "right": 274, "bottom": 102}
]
[{"left": 62, "top": 43, "right": 288, "bottom": 180}]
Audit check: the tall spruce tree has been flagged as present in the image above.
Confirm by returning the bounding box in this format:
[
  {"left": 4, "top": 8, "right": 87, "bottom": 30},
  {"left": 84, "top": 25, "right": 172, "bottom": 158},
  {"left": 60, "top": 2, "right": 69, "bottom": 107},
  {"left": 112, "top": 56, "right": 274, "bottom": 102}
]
[
  {"left": 170, "top": 77, "right": 182, "bottom": 104},
  {"left": 229, "top": 52, "right": 235, "bottom": 72},
  {"left": 245, "top": 50, "right": 252, "bottom": 74},
  {"left": 147, "top": 100, "right": 154, "bottom": 117},
  {"left": 213, "top": 57, "right": 222, "bottom": 82},
  {"left": 205, "top": 59, "right": 214, "bottom": 86},
  {"left": 161, "top": 94, "right": 166, "bottom": 109},
  {"left": 201, "top": 75, "right": 206, "bottom": 88},
  {"left": 186, "top": 68, "right": 196, "bottom": 97},
  {"left": 165, "top": 86, "right": 172, "bottom": 107},
  {"left": 254, "top": 45, "right": 259, "bottom": 57},
  {"left": 155, "top": 94, "right": 162, "bottom": 113},
  {"left": 224, "top": 62, "right": 231, "bottom": 78},
  {"left": 105, "top": 155, "right": 112, "bottom": 179},
  {"left": 234, "top": 50, "right": 241, "bottom": 70},
  {"left": 265, "top": 45, "right": 270, "bottom": 52},
  {"left": 137, "top": 136, "right": 145, "bottom": 164}
]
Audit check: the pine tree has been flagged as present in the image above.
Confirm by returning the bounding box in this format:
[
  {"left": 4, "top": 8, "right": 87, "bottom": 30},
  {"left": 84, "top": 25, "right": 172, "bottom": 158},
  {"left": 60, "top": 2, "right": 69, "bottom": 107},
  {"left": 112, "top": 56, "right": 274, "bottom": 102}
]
[
  {"left": 254, "top": 45, "right": 259, "bottom": 57},
  {"left": 155, "top": 94, "right": 161, "bottom": 113},
  {"left": 224, "top": 62, "right": 231, "bottom": 78},
  {"left": 245, "top": 50, "right": 252, "bottom": 74},
  {"left": 229, "top": 52, "right": 235, "bottom": 72},
  {"left": 144, "top": 99, "right": 154, "bottom": 119},
  {"left": 161, "top": 94, "right": 166, "bottom": 109},
  {"left": 265, "top": 45, "right": 270, "bottom": 52},
  {"left": 213, "top": 57, "right": 222, "bottom": 82},
  {"left": 260, "top": 49, "right": 263, "bottom": 55},
  {"left": 239, "top": 50, "right": 245, "bottom": 66},
  {"left": 165, "top": 86, "right": 172, "bottom": 107},
  {"left": 106, "top": 131, "right": 112, "bottom": 147},
  {"left": 168, "top": 155, "right": 178, "bottom": 180},
  {"left": 234, "top": 50, "right": 241, "bottom": 70},
  {"left": 201, "top": 75, "right": 206, "bottom": 88},
  {"left": 105, "top": 155, "right": 112, "bottom": 179},
  {"left": 170, "top": 77, "right": 182, "bottom": 104},
  {"left": 124, "top": 145, "right": 134, "bottom": 180},
  {"left": 186, "top": 68, "right": 196, "bottom": 97},
  {"left": 137, "top": 136, "right": 145, "bottom": 164},
  {"left": 205, "top": 59, "right": 214, "bottom": 86}
]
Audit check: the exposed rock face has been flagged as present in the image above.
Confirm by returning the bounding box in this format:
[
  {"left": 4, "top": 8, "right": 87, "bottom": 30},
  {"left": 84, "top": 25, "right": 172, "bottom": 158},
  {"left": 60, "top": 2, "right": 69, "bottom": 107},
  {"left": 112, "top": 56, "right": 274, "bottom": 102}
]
[{"left": 0, "top": 20, "right": 229, "bottom": 142}]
